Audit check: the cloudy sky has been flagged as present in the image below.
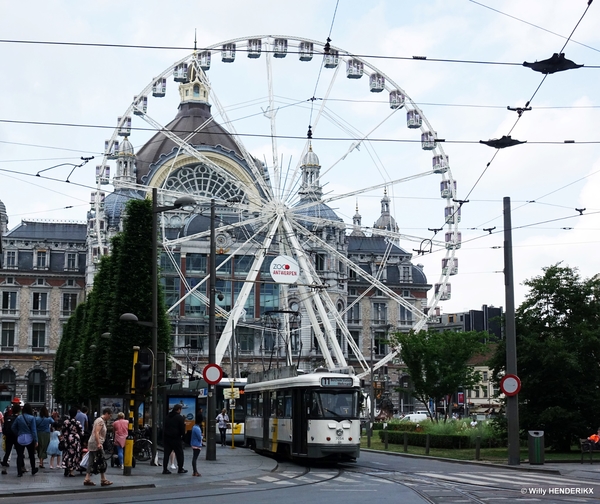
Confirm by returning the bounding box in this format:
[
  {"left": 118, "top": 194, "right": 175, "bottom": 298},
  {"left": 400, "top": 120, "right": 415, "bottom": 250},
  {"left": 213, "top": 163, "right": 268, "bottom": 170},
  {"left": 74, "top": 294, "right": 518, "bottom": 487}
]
[{"left": 0, "top": 0, "right": 598, "bottom": 314}]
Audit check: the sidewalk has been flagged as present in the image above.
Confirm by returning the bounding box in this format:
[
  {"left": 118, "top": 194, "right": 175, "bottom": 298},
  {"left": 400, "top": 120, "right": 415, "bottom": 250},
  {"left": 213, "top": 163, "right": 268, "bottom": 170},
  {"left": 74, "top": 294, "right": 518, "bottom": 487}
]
[{"left": 0, "top": 446, "right": 277, "bottom": 497}]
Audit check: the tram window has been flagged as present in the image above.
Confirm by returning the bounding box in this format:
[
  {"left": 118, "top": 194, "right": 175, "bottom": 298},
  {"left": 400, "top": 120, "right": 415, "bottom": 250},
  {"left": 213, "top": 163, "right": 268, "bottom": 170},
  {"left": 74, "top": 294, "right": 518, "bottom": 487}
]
[
  {"left": 276, "top": 391, "right": 285, "bottom": 417},
  {"left": 284, "top": 392, "right": 292, "bottom": 418},
  {"left": 270, "top": 391, "right": 277, "bottom": 417},
  {"left": 246, "top": 394, "right": 254, "bottom": 416},
  {"left": 258, "top": 393, "right": 263, "bottom": 416},
  {"left": 307, "top": 390, "right": 359, "bottom": 419}
]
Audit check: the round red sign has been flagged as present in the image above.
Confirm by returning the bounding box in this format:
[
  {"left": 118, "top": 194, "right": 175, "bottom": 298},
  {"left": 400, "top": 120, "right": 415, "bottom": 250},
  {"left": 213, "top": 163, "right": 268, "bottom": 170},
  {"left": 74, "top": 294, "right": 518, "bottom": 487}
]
[
  {"left": 500, "top": 374, "right": 521, "bottom": 397},
  {"left": 203, "top": 363, "right": 223, "bottom": 385}
]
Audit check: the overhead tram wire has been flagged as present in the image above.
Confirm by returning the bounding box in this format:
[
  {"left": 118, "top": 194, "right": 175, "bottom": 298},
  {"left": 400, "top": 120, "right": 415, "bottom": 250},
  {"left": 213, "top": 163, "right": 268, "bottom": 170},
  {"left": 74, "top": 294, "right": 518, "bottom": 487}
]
[
  {"left": 2, "top": 118, "right": 600, "bottom": 146},
  {"left": 469, "top": 0, "right": 599, "bottom": 53},
  {"left": 2, "top": 37, "right": 599, "bottom": 69},
  {"left": 457, "top": 0, "right": 593, "bottom": 209},
  {"left": 464, "top": 2, "right": 597, "bottom": 232}
]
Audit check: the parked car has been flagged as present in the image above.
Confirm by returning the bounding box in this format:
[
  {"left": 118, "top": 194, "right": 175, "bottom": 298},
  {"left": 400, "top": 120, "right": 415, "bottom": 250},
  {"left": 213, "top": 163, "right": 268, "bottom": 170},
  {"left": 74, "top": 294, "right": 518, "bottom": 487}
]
[{"left": 399, "top": 413, "right": 428, "bottom": 423}]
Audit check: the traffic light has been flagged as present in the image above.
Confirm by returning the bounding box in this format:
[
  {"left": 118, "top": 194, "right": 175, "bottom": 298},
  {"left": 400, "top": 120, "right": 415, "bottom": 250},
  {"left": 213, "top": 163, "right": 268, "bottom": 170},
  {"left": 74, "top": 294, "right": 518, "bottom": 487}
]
[{"left": 135, "top": 348, "right": 153, "bottom": 394}]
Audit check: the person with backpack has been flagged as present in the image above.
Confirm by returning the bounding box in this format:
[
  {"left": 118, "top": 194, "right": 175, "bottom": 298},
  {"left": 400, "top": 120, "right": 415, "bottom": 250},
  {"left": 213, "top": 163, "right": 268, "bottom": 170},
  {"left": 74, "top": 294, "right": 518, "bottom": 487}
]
[
  {"left": 1, "top": 404, "right": 20, "bottom": 474},
  {"left": 12, "top": 403, "right": 38, "bottom": 477}
]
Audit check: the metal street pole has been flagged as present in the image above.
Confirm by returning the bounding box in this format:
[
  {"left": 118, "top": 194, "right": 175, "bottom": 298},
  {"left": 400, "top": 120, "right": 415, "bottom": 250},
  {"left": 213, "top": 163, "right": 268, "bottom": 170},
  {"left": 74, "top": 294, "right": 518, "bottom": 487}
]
[
  {"left": 504, "top": 196, "right": 520, "bottom": 466},
  {"left": 368, "top": 328, "right": 374, "bottom": 448},
  {"left": 206, "top": 199, "right": 217, "bottom": 461},
  {"left": 151, "top": 187, "right": 159, "bottom": 466}
]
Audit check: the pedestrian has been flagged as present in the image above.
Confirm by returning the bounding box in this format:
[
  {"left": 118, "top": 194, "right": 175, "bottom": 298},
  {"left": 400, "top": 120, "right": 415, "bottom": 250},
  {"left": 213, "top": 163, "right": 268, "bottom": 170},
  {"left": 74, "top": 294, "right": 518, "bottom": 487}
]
[
  {"left": 35, "top": 406, "right": 54, "bottom": 469},
  {"left": 191, "top": 416, "right": 203, "bottom": 477},
  {"left": 1, "top": 404, "right": 19, "bottom": 473},
  {"left": 162, "top": 404, "right": 187, "bottom": 474},
  {"left": 47, "top": 423, "right": 62, "bottom": 469},
  {"left": 12, "top": 402, "right": 39, "bottom": 477},
  {"left": 75, "top": 406, "right": 89, "bottom": 445},
  {"left": 216, "top": 408, "right": 229, "bottom": 447},
  {"left": 61, "top": 407, "right": 83, "bottom": 477},
  {"left": 83, "top": 407, "right": 112, "bottom": 487},
  {"left": 112, "top": 412, "right": 128, "bottom": 469}
]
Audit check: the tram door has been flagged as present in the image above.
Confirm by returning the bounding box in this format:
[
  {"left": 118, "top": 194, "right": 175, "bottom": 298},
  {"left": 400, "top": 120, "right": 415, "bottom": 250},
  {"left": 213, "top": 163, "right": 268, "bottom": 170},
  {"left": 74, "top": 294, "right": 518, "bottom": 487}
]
[{"left": 292, "top": 389, "right": 308, "bottom": 455}]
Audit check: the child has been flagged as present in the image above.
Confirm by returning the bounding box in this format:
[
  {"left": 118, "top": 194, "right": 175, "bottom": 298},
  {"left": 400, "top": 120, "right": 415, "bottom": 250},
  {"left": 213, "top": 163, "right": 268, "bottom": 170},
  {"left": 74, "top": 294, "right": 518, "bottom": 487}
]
[
  {"left": 191, "top": 416, "right": 203, "bottom": 477},
  {"left": 47, "top": 424, "right": 62, "bottom": 469}
]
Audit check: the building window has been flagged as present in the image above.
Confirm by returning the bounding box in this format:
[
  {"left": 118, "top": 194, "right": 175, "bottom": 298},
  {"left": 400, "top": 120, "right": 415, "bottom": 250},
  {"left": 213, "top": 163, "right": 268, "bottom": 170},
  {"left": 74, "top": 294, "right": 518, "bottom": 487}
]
[
  {"left": 314, "top": 253, "right": 325, "bottom": 271},
  {"left": 32, "top": 292, "right": 48, "bottom": 315},
  {"left": 32, "top": 323, "right": 46, "bottom": 350},
  {"left": 36, "top": 250, "right": 48, "bottom": 269},
  {"left": 66, "top": 252, "right": 77, "bottom": 270},
  {"left": 399, "top": 305, "right": 413, "bottom": 326},
  {"left": 349, "top": 330, "right": 360, "bottom": 350},
  {"left": 374, "top": 330, "right": 387, "bottom": 355},
  {"left": 448, "top": 315, "right": 455, "bottom": 323},
  {"left": 348, "top": 303, "right": 360, "bottom": 324},
  {"left": 482, "top": 371, "right": 488, "bottom": 381},
  {"left": 1, "top": 322, "right": 16, "bottom": 350},
  {"left": 182, "top": 325, "right": 204, "bottom": 351},
  {"left": 372, "top": 302, "right": 387, "bottom": 324},
  {"left": 238, "top": 327, "right": 255, "bottom": 354},
  {"left": 482, "top": 387, "right": 488, "bottom": 399},
  {"left": 28, "top": 370, "right": 46, "bottom": 404},
  {"left": 62, "top": 293, "right": 78, "bottom": 316},
  {"left": 5, "top": 250, "right": 17, "bottom": 269},
  {"left": 1, "top": 291, "right": 18, "bottom": 315}
]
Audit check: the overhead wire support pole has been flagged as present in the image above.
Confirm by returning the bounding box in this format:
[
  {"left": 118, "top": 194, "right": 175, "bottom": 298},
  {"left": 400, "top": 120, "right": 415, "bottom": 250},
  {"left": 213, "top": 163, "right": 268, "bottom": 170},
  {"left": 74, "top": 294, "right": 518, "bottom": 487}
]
[
  {"left": 206, "top": 198, "right": 217, "bottom": 461},
  {"left": 503, "top": 196, "right": 520, "bottom": 466}
]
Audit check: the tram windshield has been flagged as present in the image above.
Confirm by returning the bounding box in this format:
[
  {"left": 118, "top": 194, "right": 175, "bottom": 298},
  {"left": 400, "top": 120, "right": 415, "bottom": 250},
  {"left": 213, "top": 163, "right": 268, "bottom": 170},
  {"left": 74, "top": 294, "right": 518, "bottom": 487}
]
[{"left": 307, "top": 390, "right": 359, "bottom": 420}]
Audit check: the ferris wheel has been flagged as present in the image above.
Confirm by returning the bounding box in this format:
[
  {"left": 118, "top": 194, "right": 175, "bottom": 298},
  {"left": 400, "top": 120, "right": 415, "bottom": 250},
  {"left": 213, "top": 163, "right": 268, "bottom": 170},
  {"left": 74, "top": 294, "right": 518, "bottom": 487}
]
[{"left": 93, "top": 35, "right": 460, "bottom": 379}]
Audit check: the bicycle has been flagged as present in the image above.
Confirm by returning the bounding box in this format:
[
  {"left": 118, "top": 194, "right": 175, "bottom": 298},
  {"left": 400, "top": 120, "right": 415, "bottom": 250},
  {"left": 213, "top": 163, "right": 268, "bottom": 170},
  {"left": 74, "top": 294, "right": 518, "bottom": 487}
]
[{"left": 133, "top": 427, "right": 152, "bottom": 462}]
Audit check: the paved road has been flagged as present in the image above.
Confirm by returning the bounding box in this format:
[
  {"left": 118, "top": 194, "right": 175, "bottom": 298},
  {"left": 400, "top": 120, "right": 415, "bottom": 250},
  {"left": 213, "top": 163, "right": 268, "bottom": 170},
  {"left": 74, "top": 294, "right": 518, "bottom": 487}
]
[{"left": 3, "top": 446, "right": 600, "bottom": 504}]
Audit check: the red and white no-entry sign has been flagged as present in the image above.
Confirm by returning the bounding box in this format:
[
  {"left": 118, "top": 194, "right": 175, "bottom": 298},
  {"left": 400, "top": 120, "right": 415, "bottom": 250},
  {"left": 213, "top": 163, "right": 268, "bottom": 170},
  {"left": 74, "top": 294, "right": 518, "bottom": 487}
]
[
  {"left": 203, "top": 363, "right": 223, "bottom": 385},
  {"left": 500, "top": 374, "right": 521, "bottom": 397}
]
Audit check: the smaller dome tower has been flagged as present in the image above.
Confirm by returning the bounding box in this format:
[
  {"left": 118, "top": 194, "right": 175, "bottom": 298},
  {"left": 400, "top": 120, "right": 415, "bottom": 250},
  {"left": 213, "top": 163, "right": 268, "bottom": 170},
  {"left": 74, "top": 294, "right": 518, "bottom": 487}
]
[
  {"left": 373, "top": 188, "right": 399, "bottom": 232},
  {"left": 350, "top": 200, "right": 365, "bottom": 237},
  {"left": 113, "top": 136, "right": 136, "bottom": 187},
  {"left": 298, "top": 143, "right": 323, "bottom": 200}
]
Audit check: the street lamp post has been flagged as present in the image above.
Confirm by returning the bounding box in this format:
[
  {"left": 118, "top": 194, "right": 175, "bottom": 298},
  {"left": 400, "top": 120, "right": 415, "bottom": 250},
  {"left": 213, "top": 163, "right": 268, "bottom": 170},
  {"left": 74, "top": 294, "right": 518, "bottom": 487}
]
[
  {"left": 151, "top": 188, "right": 196, "bottom": 465},
  {"left": 122, "top": 189, "right": 196, "bottom": 466}
]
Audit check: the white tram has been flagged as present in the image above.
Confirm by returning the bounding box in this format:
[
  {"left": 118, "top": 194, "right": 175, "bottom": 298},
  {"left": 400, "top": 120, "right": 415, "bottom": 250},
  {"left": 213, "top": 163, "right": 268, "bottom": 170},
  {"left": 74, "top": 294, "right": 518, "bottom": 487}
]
[{"left": 244, "top": 367, "right": 361, "bottom": 461}]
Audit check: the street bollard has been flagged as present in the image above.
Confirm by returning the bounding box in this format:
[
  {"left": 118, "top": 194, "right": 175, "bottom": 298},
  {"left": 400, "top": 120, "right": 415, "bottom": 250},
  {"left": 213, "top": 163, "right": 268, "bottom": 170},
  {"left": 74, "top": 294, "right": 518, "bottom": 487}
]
[
  {"left": 475, "top": 436, "right": 481, "bottom": 461},
  {"left": 403, "top": 432, "right": 408, "bottom": 452},
  {"left": 124, "top": 346, "right": 139, "bottom": 476},
  {"left": 425, "top": 434, "right": 430, "bottom": 455}
]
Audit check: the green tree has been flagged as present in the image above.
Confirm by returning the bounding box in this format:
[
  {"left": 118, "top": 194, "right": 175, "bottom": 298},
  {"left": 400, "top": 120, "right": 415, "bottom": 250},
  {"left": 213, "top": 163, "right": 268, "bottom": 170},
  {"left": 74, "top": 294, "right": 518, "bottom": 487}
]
[
  {"left": 490, "top": 263, "right": 600, "bottom": 451},
  {"left": 391, "top": 329, "right": 485, "bottom": 421},
  {"left": 106, "top": 198, "right": 171, "bottom": 395}
]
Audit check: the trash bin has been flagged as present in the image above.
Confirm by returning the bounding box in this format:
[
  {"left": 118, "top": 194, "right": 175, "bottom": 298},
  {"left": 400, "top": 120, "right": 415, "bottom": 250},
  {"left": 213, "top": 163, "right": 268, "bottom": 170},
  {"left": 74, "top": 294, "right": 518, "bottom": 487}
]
[{"left": 528, "top": 430, "right": 544, "bottom": 465}]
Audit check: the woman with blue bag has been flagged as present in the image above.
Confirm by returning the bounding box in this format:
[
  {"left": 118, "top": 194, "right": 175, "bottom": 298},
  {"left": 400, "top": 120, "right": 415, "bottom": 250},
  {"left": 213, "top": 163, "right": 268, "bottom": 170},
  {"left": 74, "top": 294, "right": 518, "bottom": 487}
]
[{"left": 11, "top": 403, "right": 38, "bottom": 477}]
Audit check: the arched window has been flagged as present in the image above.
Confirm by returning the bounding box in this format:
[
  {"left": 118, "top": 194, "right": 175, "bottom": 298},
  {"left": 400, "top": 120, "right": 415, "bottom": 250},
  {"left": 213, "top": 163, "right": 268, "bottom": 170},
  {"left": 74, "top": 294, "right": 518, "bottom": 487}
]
[
  {"left": 28, "top": 370, "right": 45, "bottom": 404},
  {"left": 193, "top": 84, "right": 200, "bottom": 97},
  {"left": 0, "top": 368, "right": 16, "bottom": 408}
]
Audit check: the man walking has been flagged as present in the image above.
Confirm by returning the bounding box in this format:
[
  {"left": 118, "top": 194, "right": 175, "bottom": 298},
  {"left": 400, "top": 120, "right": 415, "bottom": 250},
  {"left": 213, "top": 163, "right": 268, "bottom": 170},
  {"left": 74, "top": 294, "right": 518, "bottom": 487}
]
[{"left": 162, "top": 404, "right": 187, "bottom": 474}]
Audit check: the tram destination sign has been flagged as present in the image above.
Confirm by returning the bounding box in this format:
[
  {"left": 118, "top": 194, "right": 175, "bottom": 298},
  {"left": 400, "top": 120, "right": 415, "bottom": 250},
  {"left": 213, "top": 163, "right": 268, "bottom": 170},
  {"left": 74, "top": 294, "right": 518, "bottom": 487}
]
[{"left": 321, "top": 377, "right": 354, "bottom": 387}]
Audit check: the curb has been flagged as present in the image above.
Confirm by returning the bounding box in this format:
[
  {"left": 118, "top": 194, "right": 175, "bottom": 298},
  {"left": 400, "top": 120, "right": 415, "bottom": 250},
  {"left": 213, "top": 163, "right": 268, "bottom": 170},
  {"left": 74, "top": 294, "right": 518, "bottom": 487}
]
[
  {"left": 1, "top": 483, "right": 156, "bottom": 498},
  {"left": 360, "top": 448, "right": 562, "bottom": 475}
]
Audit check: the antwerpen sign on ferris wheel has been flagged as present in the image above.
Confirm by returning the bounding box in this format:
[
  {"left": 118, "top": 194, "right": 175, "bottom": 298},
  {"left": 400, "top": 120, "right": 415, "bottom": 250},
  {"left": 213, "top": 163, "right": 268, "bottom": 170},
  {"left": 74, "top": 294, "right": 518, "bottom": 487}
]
[{"left": 269, "top": 255, "right": 300, "bottom": 284}]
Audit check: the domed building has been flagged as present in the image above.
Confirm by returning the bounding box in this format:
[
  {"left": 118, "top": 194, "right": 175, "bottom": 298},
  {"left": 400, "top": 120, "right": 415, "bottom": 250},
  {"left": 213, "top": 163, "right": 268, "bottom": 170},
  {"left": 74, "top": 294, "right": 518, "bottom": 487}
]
[{"left": 85, "top": 59, "right": 430, "bottom": 407}]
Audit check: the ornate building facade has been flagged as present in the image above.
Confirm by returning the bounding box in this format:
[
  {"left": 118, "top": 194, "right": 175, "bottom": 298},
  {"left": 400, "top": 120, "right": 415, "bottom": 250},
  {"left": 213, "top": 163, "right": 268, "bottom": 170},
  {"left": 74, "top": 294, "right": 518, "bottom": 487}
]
[{"left": 0, "top": 206, "right": 86, "bottom": 411}]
